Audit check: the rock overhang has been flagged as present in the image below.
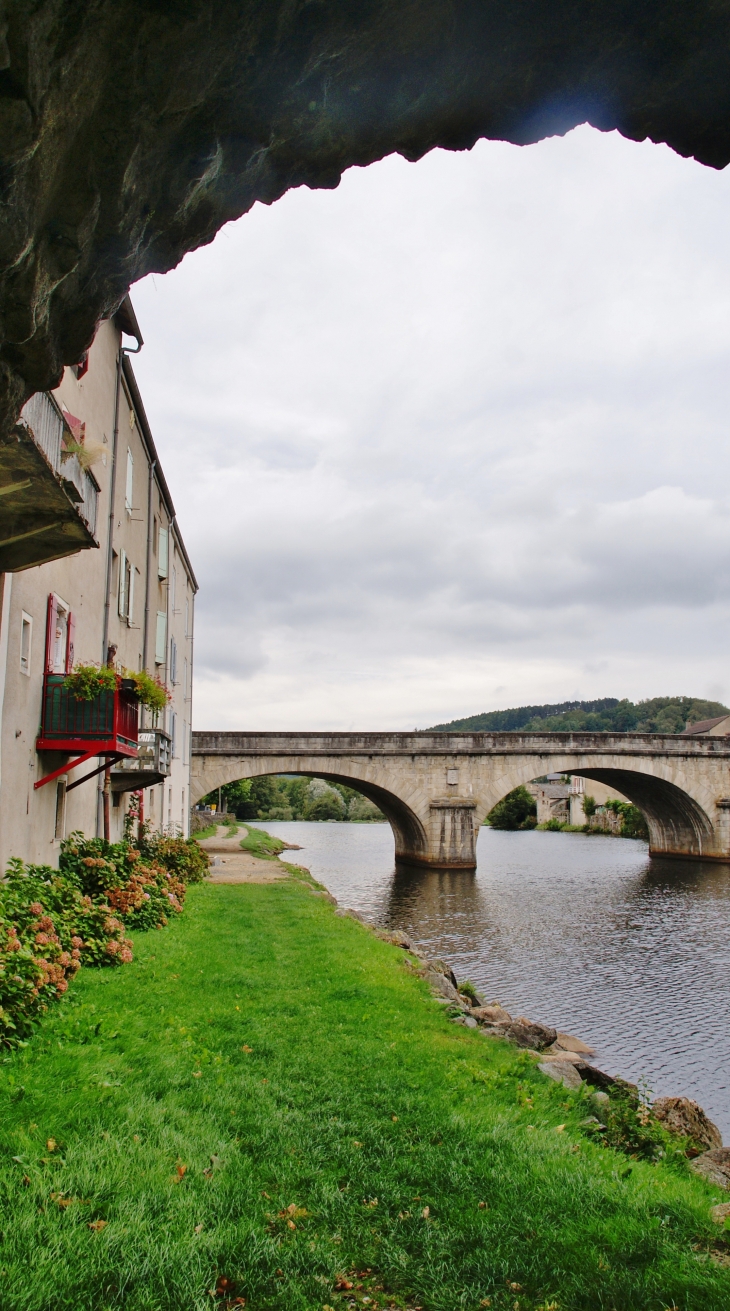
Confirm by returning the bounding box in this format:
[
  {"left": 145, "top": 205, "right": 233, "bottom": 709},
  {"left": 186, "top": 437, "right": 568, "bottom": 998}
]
[{"left": 2, "top": 0, "right": 730, "bottom": 439}]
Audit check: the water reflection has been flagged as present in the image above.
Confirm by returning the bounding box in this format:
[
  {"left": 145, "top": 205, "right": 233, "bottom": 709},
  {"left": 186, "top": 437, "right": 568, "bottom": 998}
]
[{"left": 258, "top": 821, "right": 730, "bottom": 1135}]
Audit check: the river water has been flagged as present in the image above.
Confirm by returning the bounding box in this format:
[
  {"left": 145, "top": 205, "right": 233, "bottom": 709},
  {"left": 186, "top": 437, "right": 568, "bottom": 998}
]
[{"left": 256, "top": 821, "right": 730, "bottom": 1137}]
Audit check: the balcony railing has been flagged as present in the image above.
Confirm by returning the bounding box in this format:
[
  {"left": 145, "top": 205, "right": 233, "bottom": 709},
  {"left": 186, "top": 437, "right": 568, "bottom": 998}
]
[
  {"left": 110, "top": 728, "right": 172, "bottom": 792},
  {"left": 37, "top": 675, "right": 138, "bottom": 754},
  {"left": 20, "top": 391, "right": 99, "bottom": 536}
]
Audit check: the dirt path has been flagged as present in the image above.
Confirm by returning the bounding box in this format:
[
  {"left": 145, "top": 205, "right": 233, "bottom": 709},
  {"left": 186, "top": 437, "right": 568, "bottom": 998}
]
[{"left": 197, "top": 825, "right": 288, "bottom": 884}]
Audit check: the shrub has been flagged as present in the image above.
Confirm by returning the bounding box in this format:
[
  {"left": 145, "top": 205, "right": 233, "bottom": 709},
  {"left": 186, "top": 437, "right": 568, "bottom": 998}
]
[
  {"left": 486, "top": 786, "right": 537, "bottom": 830},
  {"left": 0, "top": 859, "right": 133, "bottom": 1045},
  {"left": 582, "top": 794, "right": 597, "bottom": 817}
]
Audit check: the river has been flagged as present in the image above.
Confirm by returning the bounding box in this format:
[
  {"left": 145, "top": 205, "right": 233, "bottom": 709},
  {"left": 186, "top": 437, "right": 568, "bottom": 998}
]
[{"left": 255, "top": 821, "right": 730, "bottom": 1137}]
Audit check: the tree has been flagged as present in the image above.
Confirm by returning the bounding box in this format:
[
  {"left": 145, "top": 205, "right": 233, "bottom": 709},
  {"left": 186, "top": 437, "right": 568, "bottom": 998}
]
[{"left": 486, "top": 786, "right": 537, "bottom": 830}]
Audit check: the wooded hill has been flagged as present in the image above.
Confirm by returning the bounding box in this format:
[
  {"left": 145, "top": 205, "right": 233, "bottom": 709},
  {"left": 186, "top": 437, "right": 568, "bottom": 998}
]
[{"left": 430, "top": 696, "right": 729, "bottom": 735}]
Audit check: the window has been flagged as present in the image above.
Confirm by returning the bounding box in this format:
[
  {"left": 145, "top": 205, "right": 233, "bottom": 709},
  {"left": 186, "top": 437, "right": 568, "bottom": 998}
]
[
  {"left": 183, "top": 657, "right": 188, "bottom": 700},
  {"left": 20, "top": 612, "right": 32, "bottom": 675},
  {"left": 45, "top": 594, "right": 74, "bottom": 673},
  {"left": 125, "top": 447, "right": 134, "bottom": 512},
  {"left": 170, "top": 636, "right": 177, "bottom": 684},
  {"left": 171, "top": 711, "right": 177, "bottom": 758},
  {"left": 182, "top": 719, "right": 188, "bottom": 765},
  {"left": 158, "top": 526, "right": 168, "bottom": 579},
  {"left": 54, "top": 780, "right": 67, "bottom": 840},
  {"left": 155, "top": 611, "right": 166, "bottom": 665}
]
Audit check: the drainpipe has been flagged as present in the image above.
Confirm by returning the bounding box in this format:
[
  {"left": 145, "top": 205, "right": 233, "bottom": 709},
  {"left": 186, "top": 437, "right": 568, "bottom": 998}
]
[
  {"left": 97, "top": 329, "right": 142, "bottom": 837},
  {"left": 142, "top": 457, "right": 157, "bottom": 723}
]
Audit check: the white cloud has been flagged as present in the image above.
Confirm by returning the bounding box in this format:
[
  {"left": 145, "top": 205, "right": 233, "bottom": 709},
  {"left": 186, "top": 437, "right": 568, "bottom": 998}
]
[{"left": 130, "top": 125, "right": 730, "bottom": 728}]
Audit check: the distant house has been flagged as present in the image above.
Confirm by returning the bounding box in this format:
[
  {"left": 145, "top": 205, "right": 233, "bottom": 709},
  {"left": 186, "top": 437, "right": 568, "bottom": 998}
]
[
  {"left": 681, "top": 715, "right": 730, "bottom": 736},
  {"left": 528, "top": 774, "right": 628, "bottom": 826}
]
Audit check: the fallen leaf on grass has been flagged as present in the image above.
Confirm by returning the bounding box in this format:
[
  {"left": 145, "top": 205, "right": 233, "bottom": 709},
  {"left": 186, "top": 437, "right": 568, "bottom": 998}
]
[
  {"left": 193, "top": 1071, "right": 203, "bottom": 1078},
  {"left": 241, "top": 1045, "right": 253, "bottom": 1054},
  {"left": 421, "top": 1206, "right": 430, "bottom": 1219},
  {"left": 195, "top": 1224, "right": 204, "bottom": 1234},
  {"left": 171, "top": 1162, "right": 187, "bottom": 1183},
  {"left": 554, "top": 1124, "right": 566, "bottom": 1133},
  {"left": 334, "top": 1277, "right": 354, "bottom": 1291},
  {"left": 480, "top": 1301, "right": 492, "bottom": 1308},
  {"left": 507, "top": 1282, "right": 523, "bottom": 1292},
  {"left": 478, "top": 1201, "right": 489, "bottom": 1209},
  {"left": 22, "top": 1176, "right": 30, "bottom": 1187},
  {"left": 88, "top": 1220, "right": 107, "bottom": 1232},
  {"left": 391, "top": 1115, "right": 398, "bottom": 1122},
  {"left": 363, "top": 1198, "right": 378, "bottom": 1209},
  {"left": 46, "top": 1139, "right": 57, "bottom": 1153}
]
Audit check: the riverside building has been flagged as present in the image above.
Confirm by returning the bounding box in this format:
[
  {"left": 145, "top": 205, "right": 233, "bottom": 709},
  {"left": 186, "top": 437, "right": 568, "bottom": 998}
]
[{"left": 0, "top": 299, "right": 198, "bottom": 870}]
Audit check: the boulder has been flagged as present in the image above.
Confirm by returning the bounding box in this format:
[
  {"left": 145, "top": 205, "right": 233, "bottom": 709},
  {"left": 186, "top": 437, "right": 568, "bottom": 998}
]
[
  {"left": 427, "top": 959, "right": 458, "bottom": 989},
  {"left": 555, "top": 1032, "right": 595, "bottom": 1056},
  {"left": 538, "top": 1061, "right": 583, "bottom": 1090},
  {"left": 541, "top": 1046, "right": 583, "bottom": 1065},
  {"left": 711, "top": 1202, "right": 730, "bottom": 1225},
  {"left": 652, "top": 1097, "right": 722, "bottom": 1151},
  {"left": 452, "top": 1014, "right": 478, "bottom": 1029},
  {"left": 689, "top": 1148, "right": 730, "bottom": 1190},
  {"left": 473, "top": 1005, "right": 512, "bottom": 1025},
  {"left": 378, "top": 929, "right": 412, "bottom": 949},
  {"left": 424, "top": 970, "right": 462, "bottom": 1004},
  {"left": 505, "top": 1020, "right": 557, "bottom": 1051}
]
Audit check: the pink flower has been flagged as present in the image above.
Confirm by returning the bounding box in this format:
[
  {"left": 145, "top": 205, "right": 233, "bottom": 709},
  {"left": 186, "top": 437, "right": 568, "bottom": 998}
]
[
  {"left": 71, "top": 936, "right": 83, "bottom": 948},
  {"left": 120, "top": 946, "right": 133, "bottom": 963},
  {"left": 29, "top": 902, "right": 44, "bottom": 915}
]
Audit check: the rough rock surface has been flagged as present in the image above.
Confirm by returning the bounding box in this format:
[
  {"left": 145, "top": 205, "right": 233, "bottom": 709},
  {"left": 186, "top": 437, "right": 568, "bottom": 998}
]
[
  {"left": 689, "top": 1148, "right": 730, "bottom": 1190},
  {"left": 538, "top": 1061, "right": 583, "bottom": 1090},
  {"left": 652, "top": 1097, "right": 723, "bottom": 1151},
  {"left": 503, "top": 1019, "right": 557, "bottom": 1051},
  {"left": 472, "top": 1004, "right": 512, "bottom": 1025},
  {"left": 4, "top": 1, "right": 730, "bottom": 435}
]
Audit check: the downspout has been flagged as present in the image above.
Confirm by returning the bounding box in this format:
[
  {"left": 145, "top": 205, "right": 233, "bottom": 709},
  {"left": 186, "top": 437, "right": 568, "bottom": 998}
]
[
  {"left": 142, "top": 457, "right": 157, "bottom": 721},
  {"left": 97, "top": 331, "right": 142, "bottom": 837}
]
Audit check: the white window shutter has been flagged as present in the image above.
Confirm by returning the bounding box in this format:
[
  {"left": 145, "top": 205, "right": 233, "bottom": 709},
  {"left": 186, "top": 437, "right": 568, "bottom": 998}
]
[
  {"left": 118, "top": 549, "right": 127, "bottom": 617},
  {"left": 127, "top": 564, "right": 135, "bottom": 627},
  {"left": 155, "top": 611, "right": 166, "bottom": 664},
  {"left": 125, "top": 448, "right": 134, "bottom": 510},
  {"left": 158, "top": 527, "right": 168, "bottom": 579}
]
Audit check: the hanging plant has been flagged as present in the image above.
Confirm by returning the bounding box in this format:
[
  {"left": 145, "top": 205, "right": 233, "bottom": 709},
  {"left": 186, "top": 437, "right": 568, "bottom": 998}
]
[
  {"left": 122, "top": 668, "right": 171, "bottom": 713},
  {"left": 62, "top": 664, "right": 118, "bottom": 701}
]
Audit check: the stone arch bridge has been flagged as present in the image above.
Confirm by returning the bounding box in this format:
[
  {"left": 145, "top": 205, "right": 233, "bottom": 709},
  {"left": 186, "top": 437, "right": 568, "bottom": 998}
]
[{"left": 191, "top": 731, "right": 730, "bottom": 870}]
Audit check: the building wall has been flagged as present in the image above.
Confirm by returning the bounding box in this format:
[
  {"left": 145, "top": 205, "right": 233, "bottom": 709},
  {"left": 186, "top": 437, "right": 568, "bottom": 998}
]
[{"left": 0, "top": 312, "right": 197, "bottom": 871}]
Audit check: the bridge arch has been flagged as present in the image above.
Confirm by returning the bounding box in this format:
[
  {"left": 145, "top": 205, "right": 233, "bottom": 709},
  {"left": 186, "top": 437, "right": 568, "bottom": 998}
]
[
  {"left": 190, "top": 757, "right": 429, "bottom": 866},
  {"left": 481, "top": 758, "right": 717, "bottom": 859}
]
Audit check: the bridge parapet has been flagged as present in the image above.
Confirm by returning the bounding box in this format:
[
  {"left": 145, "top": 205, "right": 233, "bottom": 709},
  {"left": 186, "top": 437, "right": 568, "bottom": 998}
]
[{"left": 191, "top": 731, "right": 730, "bottom": 868}]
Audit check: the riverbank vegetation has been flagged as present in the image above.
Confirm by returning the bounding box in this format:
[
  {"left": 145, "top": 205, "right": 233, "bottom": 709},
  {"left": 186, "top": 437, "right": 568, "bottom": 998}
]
[
  {"left": 202, "top": 776, "right": 385, "bottom": 823},
  {"left": 484, "top": 788, "right": 649, "bottom": 840},
  {"left": 432, "top": 695, "right": 729, "bottom": 735},
  {"left": 1, "top": 873, "right": 729, "bottom": 1310}
]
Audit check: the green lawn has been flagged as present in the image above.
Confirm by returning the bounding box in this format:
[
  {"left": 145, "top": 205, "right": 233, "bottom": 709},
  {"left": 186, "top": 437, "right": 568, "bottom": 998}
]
[{"left": 1, "top": 878, "right": 728, "bottom": 1311}]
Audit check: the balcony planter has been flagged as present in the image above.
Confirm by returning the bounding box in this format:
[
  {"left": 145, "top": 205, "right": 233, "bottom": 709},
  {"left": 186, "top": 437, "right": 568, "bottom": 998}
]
[{"left": 35, "top": 673, "right": 139, "bottom": 791}]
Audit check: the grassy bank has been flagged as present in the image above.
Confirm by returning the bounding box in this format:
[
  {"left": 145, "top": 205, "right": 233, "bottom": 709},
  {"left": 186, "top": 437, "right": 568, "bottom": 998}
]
[{"left": 1, "top": 876, "right": 728, "bottom": 1310}]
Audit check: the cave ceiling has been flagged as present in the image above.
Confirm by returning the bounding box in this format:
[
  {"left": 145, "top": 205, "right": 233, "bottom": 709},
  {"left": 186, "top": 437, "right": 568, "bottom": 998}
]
[{"left": 2, "top": 0, "right": 730, "bottom": 432}]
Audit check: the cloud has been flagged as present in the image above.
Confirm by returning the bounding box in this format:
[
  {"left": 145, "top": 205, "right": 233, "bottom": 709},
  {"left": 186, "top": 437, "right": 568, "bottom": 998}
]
[{"left": 130, "top": 126, "right": 730, "bottom": 728}]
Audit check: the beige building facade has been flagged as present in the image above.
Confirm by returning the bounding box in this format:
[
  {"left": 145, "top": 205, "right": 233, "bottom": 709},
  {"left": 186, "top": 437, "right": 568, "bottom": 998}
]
[{"left": 0, "top": 302, "right": 197, "bottom": 871}]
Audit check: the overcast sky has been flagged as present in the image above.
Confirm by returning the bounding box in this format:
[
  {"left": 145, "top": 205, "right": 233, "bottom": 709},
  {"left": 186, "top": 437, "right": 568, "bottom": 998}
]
[{"left": 130, "top": 125, "right": 730, "bottom": 730}]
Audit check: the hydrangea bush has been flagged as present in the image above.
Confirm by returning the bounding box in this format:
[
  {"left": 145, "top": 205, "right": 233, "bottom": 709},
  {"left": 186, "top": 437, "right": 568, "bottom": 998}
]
[{"left": 0, "top": 830, "right": 209, "bottom": 1046}]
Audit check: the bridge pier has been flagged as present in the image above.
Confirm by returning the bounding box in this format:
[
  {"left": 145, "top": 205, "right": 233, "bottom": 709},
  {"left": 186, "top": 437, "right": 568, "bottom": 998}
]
[{"left": 408, "top": 798, "right": 477, "bottom": 870}]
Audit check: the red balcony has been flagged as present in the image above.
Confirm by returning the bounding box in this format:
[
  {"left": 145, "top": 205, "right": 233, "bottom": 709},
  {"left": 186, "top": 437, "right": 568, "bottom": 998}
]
[{"left": 35, "top": 674, "right": 139, "bottom": 791}]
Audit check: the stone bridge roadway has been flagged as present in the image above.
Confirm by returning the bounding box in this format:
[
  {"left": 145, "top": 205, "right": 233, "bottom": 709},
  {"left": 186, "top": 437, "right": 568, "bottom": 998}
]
[{"left": 190, "top": 731, "right": 730, "bottom": 870}]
